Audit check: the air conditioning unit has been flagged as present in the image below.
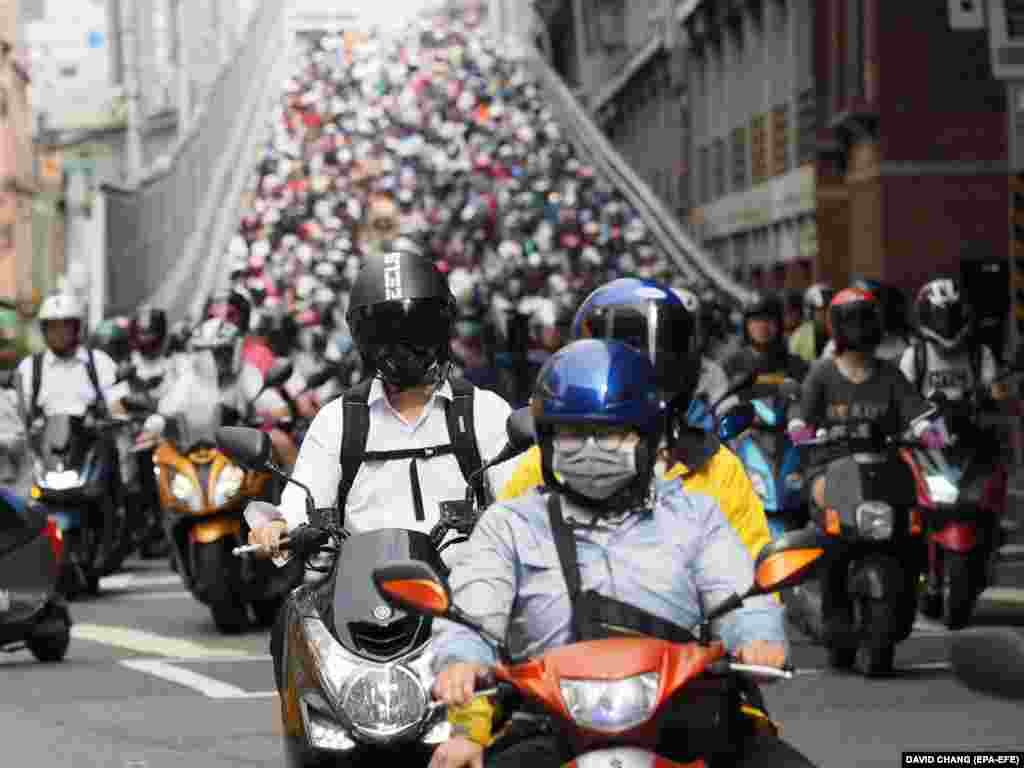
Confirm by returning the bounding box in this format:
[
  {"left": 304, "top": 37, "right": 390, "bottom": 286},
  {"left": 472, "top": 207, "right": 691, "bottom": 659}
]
[{"left": 988, "top": 0, "right": 1024, "bottom": 78}]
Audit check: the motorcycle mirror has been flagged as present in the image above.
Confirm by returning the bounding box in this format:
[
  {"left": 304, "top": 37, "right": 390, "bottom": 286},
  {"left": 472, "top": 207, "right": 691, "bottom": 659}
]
[
  {"left": 751, "top": 528, "right": 830, "bottom": 595},
  {"left": 373, "top": 560, "right": 452, "bottom": 617},
  {"left": 216, "top": 426, "right": 272, "bottom": 469},
  {"left": 710, "top": 371, "right": 757, "bottom": 412},
  {"left": 264, "top": 359, "right": 295, "bottom": 389},
  {"left": 506, "top": 406, "right": 536, "bottom": 454},
  {"left": 373, "top": 560, "right": 512, "bottom": 661},
  {"left": 718, "top": 402, "right": 756, "bottom": 442},
  {"left": 778, "top": 379, "right": 801, "bottom": 403},
  {"left": 950, "top": 628, "right": 1024, "bottom": 700}
]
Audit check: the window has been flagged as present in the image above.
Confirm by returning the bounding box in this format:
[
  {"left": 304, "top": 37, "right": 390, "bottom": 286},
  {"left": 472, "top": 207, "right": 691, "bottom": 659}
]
[
  {"left": 731, "top": 126, "right": 747, "bottom": 191},
  {"left": 846, "top": 0, "right": 865, "bottom": 103},
  {"left": 797, "top": 88, "right": 817, "bottom": 164},
  {"left": 713, "top": 137, "right": 726, "bottom": 199},
  {"left": 772, "top": 104, "right": 790, "bottom": 175},
  {"left": 751, "top": 114, "right": 768, "bottom": 184}
]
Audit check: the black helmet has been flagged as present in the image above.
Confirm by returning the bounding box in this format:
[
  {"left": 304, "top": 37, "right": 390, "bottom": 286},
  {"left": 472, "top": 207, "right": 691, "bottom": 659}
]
[
  {"left": 346, "top": 250, "right": 456, "bottom": 388},
  {"left": 91, "top": 316, "right": 133, "bottom": 363},
  {"left": 741, "top": 293, "right": 784, "bottom": 343},
  {"left": 130, "top": 305, "right": 168, "bottom": 358},
  {"left": 205, "top": 289, "right": 252, "bottom": 335}
]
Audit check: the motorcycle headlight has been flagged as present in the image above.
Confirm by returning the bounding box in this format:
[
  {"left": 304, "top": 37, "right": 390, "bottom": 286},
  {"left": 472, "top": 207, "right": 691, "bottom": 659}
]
[
  {"left": 41, "top": 470, "right": 82, "bottom": 491},
  {"left": 856, "top": 502, "right": 893, "bottom": 540},
  {"left": 341, "top": 665, "right": 428, "bottom": 740},
  {"left": 559, "top": 673, "right": 660, "bottom": 733},
  {"left": 925, "top": 474, "right": 958, "bottom": 505},
  {"left": 170, "top": 471, "right": 202, "bottom": 512},
  {"left": 303, "top": 618, "right": 362, "bottom": 705},
  {"left": 213, "top": 465, "right": 246, "bottom": 506}
]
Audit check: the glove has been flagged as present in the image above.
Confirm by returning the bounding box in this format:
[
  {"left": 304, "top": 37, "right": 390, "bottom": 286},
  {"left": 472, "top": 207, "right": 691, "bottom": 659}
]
[
  {"left": 788, "top": 426, "right": 816, "bottom": 446},
  {"left": 920, "top": 426, "right": 948, "bottom": 451}
]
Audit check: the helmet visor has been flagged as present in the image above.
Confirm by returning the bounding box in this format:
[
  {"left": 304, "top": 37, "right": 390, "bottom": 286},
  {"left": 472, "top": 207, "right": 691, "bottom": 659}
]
[
  {"left": 834, "top": 302, "right": 883, "bottom": 347},
  {"left": 351, "top": 298, "right": 452, "bottom": 349},
  {"left": 579, "top": 303, "right": 696, "bottom": 397}
]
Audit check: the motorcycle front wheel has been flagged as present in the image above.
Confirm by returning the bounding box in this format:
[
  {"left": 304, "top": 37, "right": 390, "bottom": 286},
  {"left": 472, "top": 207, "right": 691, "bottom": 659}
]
[
  {"left": 193, "top": 539, "right": 248, "bottom": 634},
  {"left": 853, "top": 599, "right": 895, "bottom": 677},
  {"left": 942, "top": 551, "right": 975, "bottom": 630}
]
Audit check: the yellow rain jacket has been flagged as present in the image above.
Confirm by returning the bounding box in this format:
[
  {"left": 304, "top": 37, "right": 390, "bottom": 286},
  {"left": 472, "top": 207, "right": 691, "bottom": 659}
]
[{"left": 498, "top": 437, "right": 771, "bottom": 562}]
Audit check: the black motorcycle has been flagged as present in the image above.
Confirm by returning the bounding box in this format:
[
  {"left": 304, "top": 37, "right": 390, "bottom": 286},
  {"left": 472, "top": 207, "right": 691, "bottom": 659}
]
[
  {"left": 0, "top": 486, "right": 72, "bottom": 662},
  {"left": 792, "top": 418, "right": 930, "bottom": 677},
  {"left": 216, "top": 408, "right": 534, "bottom": 768},
  {"left": 29, "top": 412, "right": 124, "bottom": 598}
]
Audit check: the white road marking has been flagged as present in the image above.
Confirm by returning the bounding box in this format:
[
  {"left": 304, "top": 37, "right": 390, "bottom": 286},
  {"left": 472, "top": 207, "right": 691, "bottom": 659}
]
[
  {"left": 127, "top": 654, "right": 272, "bottom": 664},
  {"left": 111, "top": 590, "right": 194, "bottom": 601},
  {"left": 71, "top": 623, "right": 252, "bottom": 658},
  {"left": 979, "top": 586, "right": 1024, "bottom": 605},
  {"left": 120, "top": 659, "right": 252, "bottom": 698},
  {"left": 119, "top": 659, "right": 279, "bottom": 699},
  {"left": 100, "top": 573, "right": 184, "bottom": 591},
  {"left": 912, "top": 619, "right": 953, "bottom": 636},
  {"left": 796, "top": 661, "right": 952, "bottom": 676}
]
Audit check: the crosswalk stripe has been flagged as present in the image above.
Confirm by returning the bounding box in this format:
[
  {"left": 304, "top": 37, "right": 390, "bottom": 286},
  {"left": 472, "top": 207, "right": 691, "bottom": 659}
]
[
  {"left": 71, "top": 623, "right": 252, "bottom": 658},
  {"left": 111, "top": 591, "right": 194, "bottom": 601},
  {"left": 100, "top": 573, "right": 184, "bottom": 591}
]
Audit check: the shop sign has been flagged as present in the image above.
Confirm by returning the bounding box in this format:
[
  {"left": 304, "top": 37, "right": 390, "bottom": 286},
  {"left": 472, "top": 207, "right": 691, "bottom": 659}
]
[{"left": 698, "top": 165, "right": 815, "bottom": 239}]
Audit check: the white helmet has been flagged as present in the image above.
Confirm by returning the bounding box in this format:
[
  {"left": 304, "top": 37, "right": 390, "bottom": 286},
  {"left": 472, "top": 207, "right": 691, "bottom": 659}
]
[
  {"left": 38, "top": 293, "right": 84, "bottom": 323},
  {"left": 188, "top": 318, "right": 243, "bottom": 380}
]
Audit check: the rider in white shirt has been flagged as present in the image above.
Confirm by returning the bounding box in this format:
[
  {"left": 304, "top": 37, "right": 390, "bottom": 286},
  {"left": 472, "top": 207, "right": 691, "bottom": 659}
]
[{"left": 16, "top": 293, "right": 121, "bottom": 420}]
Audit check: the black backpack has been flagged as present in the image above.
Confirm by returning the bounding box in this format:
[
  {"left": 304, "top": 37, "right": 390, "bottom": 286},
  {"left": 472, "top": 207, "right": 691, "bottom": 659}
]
[
  {"left": 910, "top": 336, "right": 982, "bottom": 397},
  {"left": 332, "top": 376, "right": 484, "bottom": 526},
  {"left": 30, "top": 348, "right": 108, "bottom": 422}
]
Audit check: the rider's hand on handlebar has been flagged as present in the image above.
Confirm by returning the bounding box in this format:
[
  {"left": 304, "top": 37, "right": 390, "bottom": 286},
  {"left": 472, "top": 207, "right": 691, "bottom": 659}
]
[
  {"left": 788, "top": 424, "right": 816, "bottom": 446},
  {"left": 428, "top": 736, "right": 484, "bottom": 768},
  {"left": 248, "top": 520, "right": 288, "bottom": 558},
  {"left": 737, "top": 640, "right": 787, "bottom": 671},
  {"left": 433, "top": 662, "right": 492, "bottom": 708}
]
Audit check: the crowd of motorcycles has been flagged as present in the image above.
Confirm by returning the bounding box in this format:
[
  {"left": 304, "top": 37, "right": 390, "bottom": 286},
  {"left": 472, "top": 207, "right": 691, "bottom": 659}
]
[{"left": 0, "top": 8, "right": 1021, "bottom": 767}]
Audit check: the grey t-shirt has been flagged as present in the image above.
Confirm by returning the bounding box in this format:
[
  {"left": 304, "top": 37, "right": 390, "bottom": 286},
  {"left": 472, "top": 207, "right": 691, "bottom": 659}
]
[{"left": 797, "top": 358, "right": 930, "bottom": 435}]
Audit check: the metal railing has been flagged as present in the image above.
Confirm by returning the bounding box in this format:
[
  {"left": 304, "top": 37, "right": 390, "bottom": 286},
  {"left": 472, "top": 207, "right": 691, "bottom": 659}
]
[
  {"left": 101, "top": 0, "right": 290, "bottom": 323},
  {"left": 521, "top": 43, "right": 756, "bottom": 306}
]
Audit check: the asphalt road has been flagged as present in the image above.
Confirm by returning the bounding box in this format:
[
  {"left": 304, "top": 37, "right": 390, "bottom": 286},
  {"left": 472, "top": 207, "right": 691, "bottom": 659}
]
[{"left": 1, "top": 558, "right": 1021, "bottom": 768}]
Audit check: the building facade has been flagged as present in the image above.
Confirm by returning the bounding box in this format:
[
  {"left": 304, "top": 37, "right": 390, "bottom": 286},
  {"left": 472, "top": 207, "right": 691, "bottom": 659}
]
[
  {"left": 683, "top": 0, "right": 818, "bottom": 291},
  {"left": 814, "top": 0, "right": 1008, "bottom": 303},
  {"left": 0, "top": 0, "right": 36, "bottom": 302}
]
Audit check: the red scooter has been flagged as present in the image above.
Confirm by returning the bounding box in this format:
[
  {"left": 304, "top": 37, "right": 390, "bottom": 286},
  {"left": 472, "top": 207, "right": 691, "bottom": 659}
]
[
  {"left": 373, "top": 530, "right": 827, "bottom": 768},
  {"left": 904, "top": 391, "right": 1011, "bottom": 629}
]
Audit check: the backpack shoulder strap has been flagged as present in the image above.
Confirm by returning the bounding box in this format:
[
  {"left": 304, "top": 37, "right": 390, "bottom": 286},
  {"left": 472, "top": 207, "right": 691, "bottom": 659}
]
[
  {"left": 335, "top": 378, "right": 374, "bottom": 523},
  {"left": 912, "top": 337, "right": 927, "bottom": 396},
  {"left": 444, "top": 377, "right": 485, "bottom": 506},
  {"left": 30, "top": 352, "right": 43, "bottom": 421},
  {"left": 84, "top": 347, "right": 108, "bottom": 415}
]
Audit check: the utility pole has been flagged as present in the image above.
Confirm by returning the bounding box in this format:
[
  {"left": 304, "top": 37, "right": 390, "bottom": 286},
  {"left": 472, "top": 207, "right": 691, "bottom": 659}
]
[
  {"left": 175, "top": 0, "right": 191, "bottom": 137},
  {"left": 119, "top": 0, "right": 144, "bottom": 186}
]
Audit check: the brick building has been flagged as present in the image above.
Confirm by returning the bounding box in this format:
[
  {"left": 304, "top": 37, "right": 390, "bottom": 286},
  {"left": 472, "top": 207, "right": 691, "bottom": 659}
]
[{"left": 814, "top": 0, "right": 1008, "bottom": 306}]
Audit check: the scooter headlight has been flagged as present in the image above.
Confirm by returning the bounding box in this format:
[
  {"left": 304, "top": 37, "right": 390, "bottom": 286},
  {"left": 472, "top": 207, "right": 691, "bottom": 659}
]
[
  {"left": 559, "top": 673, "right": 660, "bottom": 733},
  {"left": 856, "top": 502, "right": 893, "bottom": 540},
  {"left": 341, "top": 665, "right": 428, "bottom": 740},
  {"left": 212, "top": 465, "right": 246, "bottom": 506},
  {"left": 925, "top": 473, "right": 959, "bottom": 505},
  {"left": 40, "top": 470, "right": 82, "bottom": 491},
  {"left": 170, "top": 471, "right": 202, "bottom": 512},
  {"left": 303, "top": 618, "right": 362, "bottom": 705}
]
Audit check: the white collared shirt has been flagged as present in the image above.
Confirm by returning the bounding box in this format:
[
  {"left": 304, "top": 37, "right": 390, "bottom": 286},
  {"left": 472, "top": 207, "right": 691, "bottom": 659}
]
[
  {"left": 279, "top": 378, "right": 515, "bottom": 534},
  {"left": 16, "top": 346, "right": 119, "bottom": 418}
]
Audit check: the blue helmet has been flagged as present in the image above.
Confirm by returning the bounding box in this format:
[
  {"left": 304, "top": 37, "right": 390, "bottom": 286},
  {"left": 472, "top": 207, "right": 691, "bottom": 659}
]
[
  {"left": 572, "top": 277, "right": 701, "bottom": 414},
  {"left": 533, "top": 339, "right": 665, "bottom": 510}
]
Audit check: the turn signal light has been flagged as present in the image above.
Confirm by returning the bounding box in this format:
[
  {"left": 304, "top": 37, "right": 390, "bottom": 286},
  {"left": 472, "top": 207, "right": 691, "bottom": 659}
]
[
  {"left": 825, "top": 508, "right": 840, "bottom": 536},
  {"left": 910, "top": 508, "right": 923, "bottom": 535},
  {"left": 44, "top": 515, "right": 64, "bottom": 564},
  {"left": 30, "top": 485, "right": 41, "bottom": 499}
]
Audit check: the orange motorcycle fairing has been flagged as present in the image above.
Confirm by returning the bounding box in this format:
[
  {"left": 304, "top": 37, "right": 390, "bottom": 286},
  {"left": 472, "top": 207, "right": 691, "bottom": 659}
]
[{"left": 189, "top": 517, "right": 242, "bottom": 544}]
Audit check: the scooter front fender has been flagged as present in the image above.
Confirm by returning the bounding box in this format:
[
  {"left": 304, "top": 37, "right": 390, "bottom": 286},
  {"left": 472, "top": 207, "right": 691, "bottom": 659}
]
[
  {"left": 568, "top": 748, "right": 705, "bottom": 768},
  {"left": 188, "top": 517, "right": 242, "bottom": 544},
  {"left": 931, "top": 521, "right": 978, "bottom": 553}
]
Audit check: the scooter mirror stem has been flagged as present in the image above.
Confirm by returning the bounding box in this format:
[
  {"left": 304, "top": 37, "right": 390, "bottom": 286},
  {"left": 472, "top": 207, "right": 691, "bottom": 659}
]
[
  {"left": 265, "top": 460, "right": 317, "bottom": 521},
  {"left": 448, "top": 604, "right": 512, "bottom": 664}
]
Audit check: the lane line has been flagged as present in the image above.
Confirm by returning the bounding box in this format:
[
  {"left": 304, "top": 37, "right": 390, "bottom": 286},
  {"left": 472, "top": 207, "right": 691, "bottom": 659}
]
[
  {"left": 110, "top": 591, "right": 195, "bottom": 601},
  {"left": 120, "top": 659, "right": 252, "bottom": 698},
  {"left": 71, "top": 623, "right": 253, "bottom": 658},
  {"left": 100, "top": 573, "right": 184, "bottom": 591},
  {"left": 129, "top": 654, "right": 272, "bottom": 664}
]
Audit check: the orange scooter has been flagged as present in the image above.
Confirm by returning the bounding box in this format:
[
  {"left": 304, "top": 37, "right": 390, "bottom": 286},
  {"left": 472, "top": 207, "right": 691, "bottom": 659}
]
[
  {"left": 151, "top": 361, "right": 302, "bottom": 633},
  {"left": 373, "top": 530, "right": 827, "bottom": 768}
]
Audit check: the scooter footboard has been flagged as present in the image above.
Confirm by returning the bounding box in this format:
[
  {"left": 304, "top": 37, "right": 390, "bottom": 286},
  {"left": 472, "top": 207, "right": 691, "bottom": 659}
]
[{"left": 567, "top": 748, "right": 705, "bottom": 768}]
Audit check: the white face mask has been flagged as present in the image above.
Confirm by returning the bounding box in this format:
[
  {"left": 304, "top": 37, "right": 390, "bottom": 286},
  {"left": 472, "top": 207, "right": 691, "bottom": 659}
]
[{"left": 551, "top": 435, "right": 639, "bottom": 501}]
